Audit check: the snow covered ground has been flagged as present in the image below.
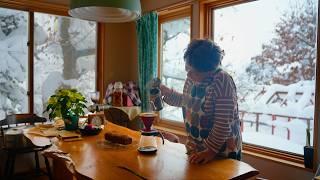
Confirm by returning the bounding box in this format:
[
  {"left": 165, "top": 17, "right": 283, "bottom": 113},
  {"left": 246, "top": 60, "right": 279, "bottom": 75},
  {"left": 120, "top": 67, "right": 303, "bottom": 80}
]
[{"left": 243, "top": 131, "right": 303, "bottom": 154}]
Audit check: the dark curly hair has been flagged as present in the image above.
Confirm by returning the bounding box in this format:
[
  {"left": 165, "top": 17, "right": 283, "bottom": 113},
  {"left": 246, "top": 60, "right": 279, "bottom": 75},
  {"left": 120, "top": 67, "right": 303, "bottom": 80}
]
[{"left": 184, "top": 39, "right": 224, "bottom": 72}]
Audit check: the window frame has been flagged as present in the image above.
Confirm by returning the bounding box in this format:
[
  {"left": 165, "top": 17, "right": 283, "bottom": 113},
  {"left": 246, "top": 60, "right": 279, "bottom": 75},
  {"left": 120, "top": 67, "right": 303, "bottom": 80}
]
[
  {"left": 156, "top": 5, "right": 192, "bottom": 131},
  {"left": 200, "top": 0, "right": 320, "bottom": 170},
  {"left": 0, "top": 1, "right": 105, "bottom": 118}
]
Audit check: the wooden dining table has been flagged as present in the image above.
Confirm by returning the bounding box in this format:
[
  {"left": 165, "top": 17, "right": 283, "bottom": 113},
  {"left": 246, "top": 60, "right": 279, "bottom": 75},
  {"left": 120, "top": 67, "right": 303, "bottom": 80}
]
[{"left": 24, "top": 121, "right": 259, "bottom": 180}]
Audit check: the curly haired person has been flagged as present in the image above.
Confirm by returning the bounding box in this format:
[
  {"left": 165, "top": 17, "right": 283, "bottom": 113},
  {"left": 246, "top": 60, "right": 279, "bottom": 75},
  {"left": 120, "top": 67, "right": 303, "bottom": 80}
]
[{"left": 160, "top": 39, "right": 242, "bottom": 164}]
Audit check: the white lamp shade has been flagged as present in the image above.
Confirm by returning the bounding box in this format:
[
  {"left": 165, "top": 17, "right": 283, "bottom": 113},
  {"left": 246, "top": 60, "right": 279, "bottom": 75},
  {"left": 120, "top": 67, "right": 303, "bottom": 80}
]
[{"left": 69, "top": 0, "right": 141, "bottom": 23}]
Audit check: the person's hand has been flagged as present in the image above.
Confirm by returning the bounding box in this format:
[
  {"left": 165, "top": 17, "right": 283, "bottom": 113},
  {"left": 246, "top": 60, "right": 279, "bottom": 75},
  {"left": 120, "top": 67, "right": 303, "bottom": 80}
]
[
  {"left": 151, "top": 78, "right": 161, "bottom": 87},
  {"left": 159, "top": 84, "right": 172, "bottom": 97},
  {"left": 189, "top": 149, "right": 216, "bottom": 164}
]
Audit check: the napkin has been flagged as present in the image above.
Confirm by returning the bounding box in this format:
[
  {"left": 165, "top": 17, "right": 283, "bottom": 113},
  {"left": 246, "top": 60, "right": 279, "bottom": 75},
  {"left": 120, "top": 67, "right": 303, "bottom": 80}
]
[{"left": 42, "top": 145, "right": 76, "bottom": 174}]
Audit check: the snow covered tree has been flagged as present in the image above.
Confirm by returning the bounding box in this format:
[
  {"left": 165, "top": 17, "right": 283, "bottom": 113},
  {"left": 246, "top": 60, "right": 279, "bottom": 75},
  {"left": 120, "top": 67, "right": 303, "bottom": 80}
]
[
  {"left": 34, "top": 15, "right": 96, "bottom": 80},
  {"left": 246, "top": 0, "right": 317, "bottom": 85},
  {"left": 0, "top": 10, "right": 96, "bottom": 117},
  {"left": 161, "top": 18, "right": 190, "bottom": 85},
  {"left": 59, "top": 18, "right": 96, "bottom": 80},
  {"left": 0, "top": 10, "right": 28, "bottom": 116},
  {"left": 33, "top": 14, "right": 97, "bottom": 115}
]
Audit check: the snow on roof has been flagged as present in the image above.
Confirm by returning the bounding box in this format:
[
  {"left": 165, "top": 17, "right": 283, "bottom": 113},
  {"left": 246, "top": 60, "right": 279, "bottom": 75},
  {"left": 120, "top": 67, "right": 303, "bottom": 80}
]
[{"left": 245, "top": 80, "right": 314, "bottom": 118}]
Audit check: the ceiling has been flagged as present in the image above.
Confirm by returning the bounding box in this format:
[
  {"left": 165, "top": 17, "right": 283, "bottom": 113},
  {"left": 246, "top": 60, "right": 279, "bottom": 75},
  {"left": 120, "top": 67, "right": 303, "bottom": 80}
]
[
  {"left": 38, "top": 0, "right": 175, "bottom": 12},
  {"left": 41, "top": 0, "right": 70, "bottom": 6},
  {"left": 40, "top": 0, "right": 149, "bottom": 12}
]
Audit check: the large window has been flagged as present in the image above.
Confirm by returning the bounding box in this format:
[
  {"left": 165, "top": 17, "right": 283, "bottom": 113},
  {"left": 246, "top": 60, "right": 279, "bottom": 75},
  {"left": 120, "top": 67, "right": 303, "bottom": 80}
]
[
  {"left": 212, "top": 0, "right": 317, "bottom": 155},
  {"left": 0, "top": 8, "right": 29, "bottom": 118},
  {"left": 159, "top": 9, "right": 191, "bottom": 123},
  {"left": 0, "top": 6, "right": 99, "bottom": 119},
  {"left": 34, "top": 13, "right": 97, "bottom": 115}
]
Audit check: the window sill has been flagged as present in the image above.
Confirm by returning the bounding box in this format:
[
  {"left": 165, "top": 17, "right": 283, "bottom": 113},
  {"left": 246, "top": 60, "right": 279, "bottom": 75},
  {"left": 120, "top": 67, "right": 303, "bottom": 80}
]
[
  {"left": 243, "top": 144, "right": 315, "bottom": 172},
  {"left": 153, "top": 124, "right": 187, "bottom": 136},
  {"left": 154, "top": 122, "right": 314, "bottom": 172},
  {"left": 154, "top": 119, "right": 185, "bottom": 136},
  {"left": 243, "top": 149, "right": 313, "bottom": 172}
]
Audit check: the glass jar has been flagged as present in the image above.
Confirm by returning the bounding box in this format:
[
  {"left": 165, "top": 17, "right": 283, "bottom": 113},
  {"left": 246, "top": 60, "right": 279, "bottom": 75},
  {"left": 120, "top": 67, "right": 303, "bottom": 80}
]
[
  {"left": 138, "top": 130, "right": 164, "bottom": 154},
  {"left": 138, "top": 131, "right": 158, "bottom": 154},
  {"left": 112, "top": 82, "right": 123, "bottom": 107}
]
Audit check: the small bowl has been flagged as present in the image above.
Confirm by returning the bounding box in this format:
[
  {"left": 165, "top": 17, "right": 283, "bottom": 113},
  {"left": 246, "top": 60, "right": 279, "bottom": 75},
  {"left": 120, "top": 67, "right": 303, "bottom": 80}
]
[{"left": 79, "top": 127, "right": 102, "bottom": 136}]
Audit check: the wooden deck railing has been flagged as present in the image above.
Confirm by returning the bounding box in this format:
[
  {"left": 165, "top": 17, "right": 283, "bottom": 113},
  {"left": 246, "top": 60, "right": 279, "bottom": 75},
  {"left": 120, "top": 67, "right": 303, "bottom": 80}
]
[
  {"left": 239, "top": 110, "right": 312, "bottom": 140},
  {"left": 162, "top": 74, "right": 185, "bottom": 85}
]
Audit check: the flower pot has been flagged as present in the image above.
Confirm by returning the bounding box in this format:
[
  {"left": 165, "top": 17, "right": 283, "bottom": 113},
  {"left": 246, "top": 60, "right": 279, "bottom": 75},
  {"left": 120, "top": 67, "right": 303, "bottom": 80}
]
[
  {"left": 64, "top": 115, "right": 79, "bottom": 131},
  {"left": 304, "top": 146, "right": 314, "bottom": 169}
]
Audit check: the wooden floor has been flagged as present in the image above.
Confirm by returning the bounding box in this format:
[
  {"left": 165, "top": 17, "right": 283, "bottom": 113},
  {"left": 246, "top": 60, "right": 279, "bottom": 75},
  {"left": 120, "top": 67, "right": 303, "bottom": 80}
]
[
  {"left": 13, "top": 176, "right": 48, "bottom": 180},
  {"left": 1, "top": 170, "right": 50, "bottom": 180}
]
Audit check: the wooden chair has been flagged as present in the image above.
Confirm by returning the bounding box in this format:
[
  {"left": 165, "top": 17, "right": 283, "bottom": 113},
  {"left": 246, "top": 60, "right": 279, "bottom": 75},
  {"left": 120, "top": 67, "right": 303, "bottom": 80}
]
[
  {"left": 104, "top": 107, "right": 131, "bottom": 128},
  {"left": 0, "top": 114, "right": 52, "bottom": 179},
  {"left": 158, "top": 130, "right": 180, "bottom": 143},
  {"left": 44, "top": 150, "right": 92, "bottom": 180}
]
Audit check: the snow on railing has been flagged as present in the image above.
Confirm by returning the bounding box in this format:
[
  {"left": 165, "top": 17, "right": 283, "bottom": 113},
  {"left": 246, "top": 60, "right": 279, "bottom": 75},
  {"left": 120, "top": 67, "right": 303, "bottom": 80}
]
[
  {"left": 239, "top": 110, "right": 312, "bottom": 141},
  {"left": 162, "top": 74, "right": 185, "bottom": 86}
]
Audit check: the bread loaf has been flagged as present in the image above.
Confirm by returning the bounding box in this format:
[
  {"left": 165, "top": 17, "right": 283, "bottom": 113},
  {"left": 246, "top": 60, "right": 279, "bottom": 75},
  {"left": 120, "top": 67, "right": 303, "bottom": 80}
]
[{"left": 104, "top": 132, "right": 132, "bottom": 145}]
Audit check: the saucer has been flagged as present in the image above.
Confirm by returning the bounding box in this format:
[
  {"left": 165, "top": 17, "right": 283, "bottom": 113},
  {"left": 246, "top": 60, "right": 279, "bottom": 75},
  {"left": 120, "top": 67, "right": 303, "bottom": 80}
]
[
  {"left": 79, "top": 127, "right": 102, "bottom": 136},
  {"left": 137, "top": 146, "right": 157, "bottom": 154},
  {"left": 140, "top": 129, "right": 159, "bottom": 136}
]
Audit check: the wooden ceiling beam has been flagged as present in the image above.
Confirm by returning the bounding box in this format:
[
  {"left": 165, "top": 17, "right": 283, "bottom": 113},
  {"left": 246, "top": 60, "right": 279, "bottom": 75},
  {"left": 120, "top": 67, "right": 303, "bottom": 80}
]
[{"left": 0, "top": 0, "right": 69, "bottom": 16}]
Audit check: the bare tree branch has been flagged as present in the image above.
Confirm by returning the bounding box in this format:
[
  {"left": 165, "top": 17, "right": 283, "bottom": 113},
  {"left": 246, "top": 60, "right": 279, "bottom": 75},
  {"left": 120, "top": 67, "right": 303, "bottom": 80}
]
[{"left": 76, "top": 48, "right": 96, "bottom": 59}]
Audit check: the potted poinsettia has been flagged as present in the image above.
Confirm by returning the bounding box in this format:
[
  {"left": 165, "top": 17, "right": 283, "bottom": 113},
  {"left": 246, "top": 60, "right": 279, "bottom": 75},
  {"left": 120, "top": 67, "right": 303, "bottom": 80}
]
[
  {"left": 304, "top": 128, "right": 314, "bottom": 169},
  {"left": 45, "top": 88, "right": 87, "bottom": 130}
]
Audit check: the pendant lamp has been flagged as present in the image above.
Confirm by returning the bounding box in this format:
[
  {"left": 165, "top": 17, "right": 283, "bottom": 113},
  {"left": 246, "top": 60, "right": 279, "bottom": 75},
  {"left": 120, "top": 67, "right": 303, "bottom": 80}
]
[{"left": 69, "top": 0, "right": 141, "bottom": 23}]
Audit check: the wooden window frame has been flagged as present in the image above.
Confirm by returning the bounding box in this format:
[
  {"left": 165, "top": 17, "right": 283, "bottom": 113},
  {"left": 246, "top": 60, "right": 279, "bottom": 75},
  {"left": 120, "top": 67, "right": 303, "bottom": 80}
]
[
  {"left": 0, "top": 1, "right": 105, "bottom": 118},
  {"left": 156, "top": 4, "right": 192, "bottom": 131},
  {"left": 200, "top": 0, "right": 320, "bottom": 171}
]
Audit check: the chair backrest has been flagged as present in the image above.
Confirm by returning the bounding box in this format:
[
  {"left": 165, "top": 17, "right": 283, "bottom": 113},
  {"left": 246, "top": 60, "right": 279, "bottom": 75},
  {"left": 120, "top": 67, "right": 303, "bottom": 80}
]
[
  {"left": 0, "top": 114, "right": 47, "bottom": 127},
  {"left": 0, "top": 114, "right": 47, "bottom": 149},
  {"left": 104, "top": 108, "right": 130, "bottom": 128}
]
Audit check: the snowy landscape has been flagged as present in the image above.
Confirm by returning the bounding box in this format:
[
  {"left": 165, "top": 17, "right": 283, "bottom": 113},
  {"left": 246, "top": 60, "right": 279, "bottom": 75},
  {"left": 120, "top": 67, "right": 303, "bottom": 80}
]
[
  {"left": 160, "top": 0, "right": 317, "bottom": 155},
  {"left": 0, "top": 9, "right": 96, "bottom": 119}
]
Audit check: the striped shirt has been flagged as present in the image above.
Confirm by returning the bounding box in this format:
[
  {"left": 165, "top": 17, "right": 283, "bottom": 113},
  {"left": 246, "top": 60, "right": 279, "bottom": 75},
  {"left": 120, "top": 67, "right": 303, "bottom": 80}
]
[{"left": 163, "top": 69, "right": 242, "bottom": 156}]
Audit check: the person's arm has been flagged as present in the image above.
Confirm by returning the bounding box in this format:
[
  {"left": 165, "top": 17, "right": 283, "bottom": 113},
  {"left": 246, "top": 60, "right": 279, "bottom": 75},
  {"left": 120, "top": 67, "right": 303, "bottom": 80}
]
[
  {"left": 203, "top": 95, "right": 234, "bottom": 154},
  {"left": 160, "top": 84, "right": 184, "bottom": 107}
]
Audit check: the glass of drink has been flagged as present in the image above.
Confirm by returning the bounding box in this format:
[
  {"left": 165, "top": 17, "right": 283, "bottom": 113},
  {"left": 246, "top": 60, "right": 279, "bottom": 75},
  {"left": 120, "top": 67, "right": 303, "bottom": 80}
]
[
  {"left": 89, "top": 91, "right": 100, "bottom": 113},
  {"left": 89, "top": 91, "right": 100, "bottom": 104}
]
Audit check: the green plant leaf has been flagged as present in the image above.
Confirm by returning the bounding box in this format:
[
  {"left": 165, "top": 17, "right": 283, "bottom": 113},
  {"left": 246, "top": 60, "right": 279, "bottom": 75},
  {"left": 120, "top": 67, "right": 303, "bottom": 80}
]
[{"left": 45, "top": 88, "right": 87, "bottom": 119}]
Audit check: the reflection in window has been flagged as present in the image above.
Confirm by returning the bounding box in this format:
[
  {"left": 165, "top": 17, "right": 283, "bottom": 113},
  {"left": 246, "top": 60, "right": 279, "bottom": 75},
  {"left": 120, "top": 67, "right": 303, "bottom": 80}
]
[
  {"left": 34, "top": 13, "right": 97, "bottom": 116},
  {"left": 213, "top": 0, "right": 317, "bottom": 154},
  {"left": 0, "top": 8, "right": 28, "bottom": 118},
  {"left": 160, "top": 17, "right": 190, "bottom": 122}
]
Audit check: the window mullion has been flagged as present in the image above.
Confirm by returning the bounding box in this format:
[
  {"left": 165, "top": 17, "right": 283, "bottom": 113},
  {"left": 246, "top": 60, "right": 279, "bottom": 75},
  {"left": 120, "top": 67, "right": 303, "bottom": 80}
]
[
  {"left": 97, "top": 23, "right": 105, "bottom": 104},
  {"left": 28, "top": 11, "right": 34, "bottom": 115}
]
